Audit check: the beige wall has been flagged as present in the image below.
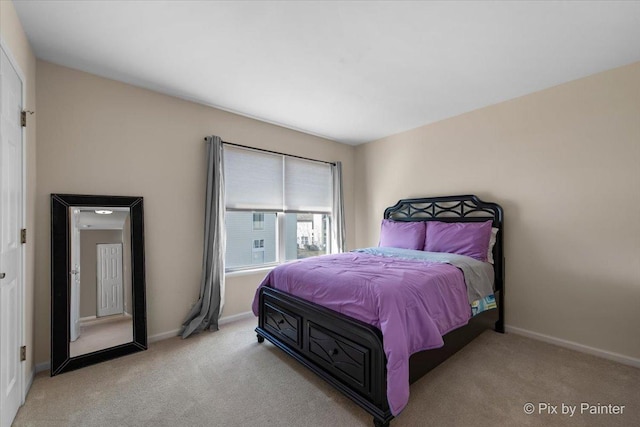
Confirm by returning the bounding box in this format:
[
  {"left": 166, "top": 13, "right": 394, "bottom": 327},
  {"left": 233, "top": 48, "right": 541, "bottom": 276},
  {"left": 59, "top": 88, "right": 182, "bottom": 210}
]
[
  {"left": 35, "top": 60, "right": 356, "bottom": 364},
  {"left": 1, "top": 0, "right": 37, "bottom": 375},
  {"left": 355, "top": 62, "right": 640, "bottom": 360}
]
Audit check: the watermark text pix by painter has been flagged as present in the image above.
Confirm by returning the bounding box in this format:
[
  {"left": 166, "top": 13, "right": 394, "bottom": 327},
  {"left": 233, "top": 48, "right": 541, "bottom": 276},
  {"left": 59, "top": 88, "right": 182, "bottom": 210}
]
[{"left": 523, "top": 402, "right": 625, "bottom": 417}]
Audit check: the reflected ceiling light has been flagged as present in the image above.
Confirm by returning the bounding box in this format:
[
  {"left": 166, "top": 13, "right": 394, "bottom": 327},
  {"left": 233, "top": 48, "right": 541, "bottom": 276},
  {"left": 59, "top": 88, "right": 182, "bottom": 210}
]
[{"left": 95, "top": 209, "right": 113, "bottom": 215}]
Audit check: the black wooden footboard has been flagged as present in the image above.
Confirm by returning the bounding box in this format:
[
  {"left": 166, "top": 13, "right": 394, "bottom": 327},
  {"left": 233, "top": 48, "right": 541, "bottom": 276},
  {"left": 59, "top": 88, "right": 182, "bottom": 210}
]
[
  {"left": 256, "top": 286, "right": 501, "bottom": 426},
  {"left": 255, "top": 286, "right": 392, "bottom": 425}
]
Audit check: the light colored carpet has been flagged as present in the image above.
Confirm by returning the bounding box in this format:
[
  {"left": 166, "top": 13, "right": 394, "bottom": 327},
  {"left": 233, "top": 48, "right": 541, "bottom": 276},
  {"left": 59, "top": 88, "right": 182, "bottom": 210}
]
[
  {"left": 14, "top": 318, "right": 639, "bottom": 427},
  {"left": 70, "top": 315, "right": 133, "bottom": 357}
]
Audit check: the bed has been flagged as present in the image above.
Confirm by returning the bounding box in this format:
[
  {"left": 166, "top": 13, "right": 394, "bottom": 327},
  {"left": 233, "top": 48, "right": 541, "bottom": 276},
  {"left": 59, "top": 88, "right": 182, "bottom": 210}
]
[{"left": 253, "top": 195, "right": 504, "bottom": 426}]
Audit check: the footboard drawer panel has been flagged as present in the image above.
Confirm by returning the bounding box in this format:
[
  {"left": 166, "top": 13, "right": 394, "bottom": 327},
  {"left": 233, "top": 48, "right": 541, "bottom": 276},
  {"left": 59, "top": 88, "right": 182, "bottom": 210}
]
[
  {"left": 307, "top": 322, "right": 371, "bottom": 398},
  {"left": 263, "top": 301, "right": 302, "bottom": 349}
]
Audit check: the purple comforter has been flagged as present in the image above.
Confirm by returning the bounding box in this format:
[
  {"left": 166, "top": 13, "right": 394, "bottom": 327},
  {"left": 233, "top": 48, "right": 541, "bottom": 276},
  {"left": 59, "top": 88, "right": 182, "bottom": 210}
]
[{"left": 251, "top": 251, "right": 473, "bottom": 415}]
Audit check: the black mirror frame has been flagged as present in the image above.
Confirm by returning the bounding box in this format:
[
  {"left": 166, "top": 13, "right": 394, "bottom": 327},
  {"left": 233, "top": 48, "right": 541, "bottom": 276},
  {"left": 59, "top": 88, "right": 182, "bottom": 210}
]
[{"left": 50, "top": 194, "right": 147, "bottom": 376}]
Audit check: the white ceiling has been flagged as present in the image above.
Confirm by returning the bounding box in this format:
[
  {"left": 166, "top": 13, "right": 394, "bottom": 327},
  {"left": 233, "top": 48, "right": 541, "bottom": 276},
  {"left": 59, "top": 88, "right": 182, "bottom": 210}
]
[
  {"left": 14, "top": 1, "right": 640, "bottom": 145},
  {"left": 76, "top": 208, "right": 129, "bottom": 230}
]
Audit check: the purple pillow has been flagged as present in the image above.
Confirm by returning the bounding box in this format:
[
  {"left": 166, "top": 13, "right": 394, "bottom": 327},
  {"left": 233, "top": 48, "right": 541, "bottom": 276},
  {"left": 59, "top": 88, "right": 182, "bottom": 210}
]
[
  {"left": 425, "top": 220, "right": 493, "bottom": 261},
  {"left": 379, "top": 220, "right": 426, "bottom": 250}
]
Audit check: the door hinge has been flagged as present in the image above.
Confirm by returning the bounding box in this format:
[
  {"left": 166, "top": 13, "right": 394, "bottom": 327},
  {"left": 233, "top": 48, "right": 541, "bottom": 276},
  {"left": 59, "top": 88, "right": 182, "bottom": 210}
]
[
  {"left": 21, "top": 110, "right": 34, "bottom": 127},
  {"left": 20, "top": 346, "right": 26, "bottom": 362},
  {"left": 21, "top": 228, "right": 27, "bottom": 244}
]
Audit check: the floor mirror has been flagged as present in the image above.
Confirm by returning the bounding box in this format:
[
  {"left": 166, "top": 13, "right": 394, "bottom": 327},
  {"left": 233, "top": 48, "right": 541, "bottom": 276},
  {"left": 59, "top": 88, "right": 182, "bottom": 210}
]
[{"left": 50, "top": 194, "right": 147, "bottom": 375}]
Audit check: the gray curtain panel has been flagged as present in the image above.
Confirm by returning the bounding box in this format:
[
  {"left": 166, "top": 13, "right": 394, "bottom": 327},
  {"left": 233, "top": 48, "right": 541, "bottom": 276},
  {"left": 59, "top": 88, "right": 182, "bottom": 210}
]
[
  {"left": 181, "top": 136, "right": 226, "bottom": 337},
  {"left": 332, "top": 161, "right": 346, "bottom": 253}
]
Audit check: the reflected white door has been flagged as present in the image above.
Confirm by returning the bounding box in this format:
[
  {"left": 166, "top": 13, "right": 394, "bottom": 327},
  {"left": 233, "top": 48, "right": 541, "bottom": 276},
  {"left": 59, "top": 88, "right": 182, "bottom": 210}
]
[
  {"left": 0, "top": 46, "right": 23, "bottom": 427},
  {"left": 69, "top": 210, "right": 81, "bottom": 341},
  {"left": 97, "top": 244, "right": 124, "bottom": 317}
]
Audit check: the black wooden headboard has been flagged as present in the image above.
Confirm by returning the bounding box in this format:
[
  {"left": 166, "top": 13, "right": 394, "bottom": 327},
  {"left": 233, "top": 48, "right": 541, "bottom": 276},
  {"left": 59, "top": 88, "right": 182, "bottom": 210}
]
[{"left": 384, "top": 195, "right": 505, "bottom": 332}]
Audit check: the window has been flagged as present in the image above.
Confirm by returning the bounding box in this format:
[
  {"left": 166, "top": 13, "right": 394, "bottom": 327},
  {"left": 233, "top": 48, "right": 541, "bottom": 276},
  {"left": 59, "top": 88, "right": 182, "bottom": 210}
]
[
  {"left": 224, "top": 146, "right": 333, "bottom": 271},
  {"left": 226, "top": 211, "right": 276, "bottom": 269},
  {"left": 285, "top": 213, "right": 330, "bottom": 261},
  {"left": 252, "top": 238, "right": 265, "bottom": 264},
  {"left": 252, "top": 213, "right": 264, "bottom": 230}
]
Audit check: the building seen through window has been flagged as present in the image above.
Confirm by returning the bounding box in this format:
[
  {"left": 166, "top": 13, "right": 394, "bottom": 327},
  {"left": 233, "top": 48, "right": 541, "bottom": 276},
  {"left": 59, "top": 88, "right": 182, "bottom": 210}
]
[{"left": 226, "top": 212, "right": 329, "bottom": 270}]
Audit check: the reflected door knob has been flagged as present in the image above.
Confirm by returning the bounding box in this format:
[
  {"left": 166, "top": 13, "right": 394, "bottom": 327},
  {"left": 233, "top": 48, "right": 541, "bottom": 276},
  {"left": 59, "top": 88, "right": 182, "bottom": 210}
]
[{"left": 0, "top": 273, "right": 5, "bottom": 279}]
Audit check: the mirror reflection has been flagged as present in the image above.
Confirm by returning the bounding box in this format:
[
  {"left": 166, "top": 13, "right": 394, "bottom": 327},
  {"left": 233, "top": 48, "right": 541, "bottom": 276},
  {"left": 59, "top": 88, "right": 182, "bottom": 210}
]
[{"left": 68, "top": 206, "right": 133, "bottom": 357}]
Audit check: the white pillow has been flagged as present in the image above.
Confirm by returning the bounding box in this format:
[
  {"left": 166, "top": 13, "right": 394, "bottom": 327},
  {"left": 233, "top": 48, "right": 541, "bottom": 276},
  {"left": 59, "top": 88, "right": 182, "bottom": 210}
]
[{"left": 487, "top": 227, "right": 499, "bottom": 264}]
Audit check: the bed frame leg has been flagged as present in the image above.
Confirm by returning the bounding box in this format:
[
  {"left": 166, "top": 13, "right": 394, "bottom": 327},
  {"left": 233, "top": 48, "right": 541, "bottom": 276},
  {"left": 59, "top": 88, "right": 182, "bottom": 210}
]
[
  {"left": 373, "top": 418, "right": 389, "bottom": 427},
  {"left": 257, "top": 334, "right": 265, "bottom": 343},
  {"left": 495, "top": 289, "right": 505, "bottom": 333}
]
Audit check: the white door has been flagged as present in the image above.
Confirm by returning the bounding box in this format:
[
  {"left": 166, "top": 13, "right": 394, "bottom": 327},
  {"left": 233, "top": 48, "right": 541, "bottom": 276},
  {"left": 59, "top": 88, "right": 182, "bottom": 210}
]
[
  {"left": 0, "top": 46, "right": 23, "bottom": 427},
  {"left": 96, "top": 243, "right": 123, "bottom": 317},
  {"left": 69, "top": 210, "right": 80, "bottom": 341}
]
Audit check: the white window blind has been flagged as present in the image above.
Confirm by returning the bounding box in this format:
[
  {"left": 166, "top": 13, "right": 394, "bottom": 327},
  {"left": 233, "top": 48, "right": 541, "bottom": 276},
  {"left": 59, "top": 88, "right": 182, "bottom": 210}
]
[
  {"left": 284, "top": 157, "right": 332, "bottom": 213},
  {"left": 224, "top": 146, "right": 283, "bottom": 211},
  {"left": 224, "top": 145, "right": 332, "bottom": 213}
]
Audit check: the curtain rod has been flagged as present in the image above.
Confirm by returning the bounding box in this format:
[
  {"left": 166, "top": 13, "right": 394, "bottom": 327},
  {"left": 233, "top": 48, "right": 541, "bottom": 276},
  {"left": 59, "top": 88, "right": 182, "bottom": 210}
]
[{"left": 204, "top": 138, "right": 336, "bottom": 166}]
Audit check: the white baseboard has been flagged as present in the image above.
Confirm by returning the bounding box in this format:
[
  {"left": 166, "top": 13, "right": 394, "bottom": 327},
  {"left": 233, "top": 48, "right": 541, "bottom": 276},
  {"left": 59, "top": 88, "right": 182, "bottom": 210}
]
[
  {"left": 35, "top": 311, "right": 257, "bottom": 368},
  {"left": 505, "top": 325, "right": 640, "bottom": 369},
  {"left": 23, "top": 366, "right": 35, "bottom": 402},
  {"left": 35, "top": 361, "right": 50, "bottom": 374},
  {"left": 219, "top": 310, "right": 254, "bottom": 325},
  {"left": 148, "top": 311, "right": 255, "bottom": 343},
  {"left": 148, "top": 328, "right": 181, "bottom": 343},
  {"left": 25, "top": 367, "right": 34, "bottom": 389}
]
